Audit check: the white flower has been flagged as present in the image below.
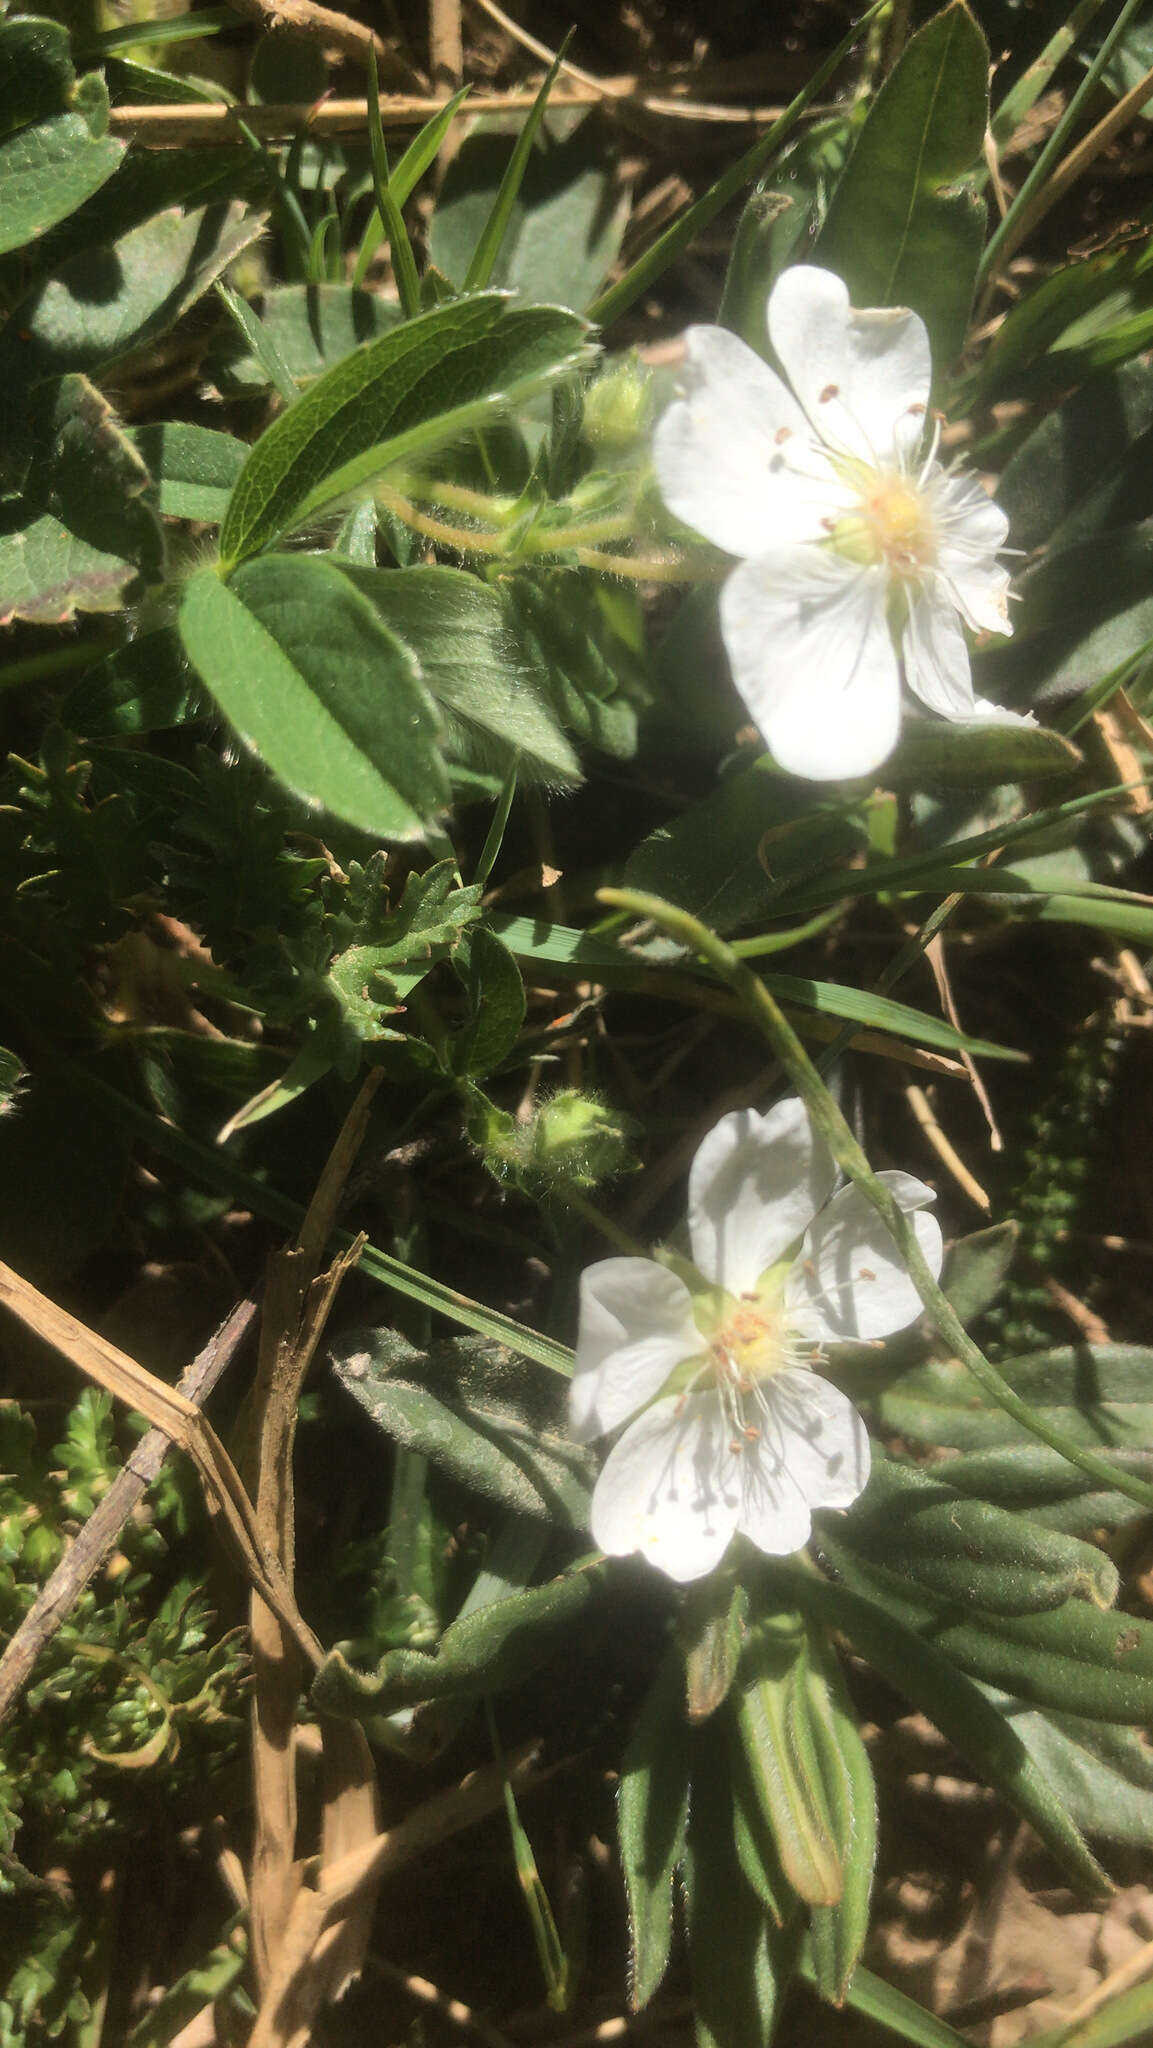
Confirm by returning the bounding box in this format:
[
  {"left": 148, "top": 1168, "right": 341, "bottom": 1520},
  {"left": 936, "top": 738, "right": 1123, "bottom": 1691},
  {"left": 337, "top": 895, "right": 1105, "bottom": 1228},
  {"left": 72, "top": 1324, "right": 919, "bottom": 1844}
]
[
  {"left": 570, "top": 1096, "right": 942, "bottom": 1583},
  {"left": 653, "top": 265, "right": 1019, "bottom": 782}
]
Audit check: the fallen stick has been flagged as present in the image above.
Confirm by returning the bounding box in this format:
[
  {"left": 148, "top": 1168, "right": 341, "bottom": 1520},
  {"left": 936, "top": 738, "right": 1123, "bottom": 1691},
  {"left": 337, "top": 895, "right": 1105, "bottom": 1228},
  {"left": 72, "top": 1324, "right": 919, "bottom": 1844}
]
[{"left": 0, "top": 1291, "right": 259, "bottom": 1725}]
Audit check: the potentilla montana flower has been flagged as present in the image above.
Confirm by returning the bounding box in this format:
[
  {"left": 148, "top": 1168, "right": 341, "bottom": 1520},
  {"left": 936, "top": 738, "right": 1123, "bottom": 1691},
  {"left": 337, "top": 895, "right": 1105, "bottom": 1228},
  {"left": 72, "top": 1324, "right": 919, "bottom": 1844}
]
[
  {"left": 570, "top": 1096, "right": 942, "bottom": 1583},
  {"left": 654, "top": 265, "right": 1020, "bottom": 782}
]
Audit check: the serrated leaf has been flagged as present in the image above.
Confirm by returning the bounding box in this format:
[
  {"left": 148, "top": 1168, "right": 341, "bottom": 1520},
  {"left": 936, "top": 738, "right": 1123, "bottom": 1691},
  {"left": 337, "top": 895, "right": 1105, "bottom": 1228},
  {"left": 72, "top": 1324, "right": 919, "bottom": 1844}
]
[
  {"left": 329, "top": 1328, "right": 593, "bottom": 1525},
  {"left": 886, "top": 718, "right": 1082, "bottom": 789},
  {"left": 219, "top": 294, "right": 590, "bottom": 564},
  {"left": 618, "top": 1648, "right": 692, "bottom": 2011},
  {"left": 335, "top": 563, "right": 581, "bottom": 782},
  {"left": 813, "top": 0, "right": 989, "bottom": 367},
  {"left": 131, "top": 422, "right": 248, "bottom": 523},
  {"left": 179, "top": 556, "right": 448, "bottom": 839},
  {"left": 0, "top": 374, "right": 162, "bottom": 623},
  {"left": 312, "top": 1561, "right": 606, "bottom": 1717},
  {"left": 838, "top": 1456, "right": 1119, "bottom": 1616},
  {"left": 325, "top": 856, "right": 481, "bottom": 1039}
]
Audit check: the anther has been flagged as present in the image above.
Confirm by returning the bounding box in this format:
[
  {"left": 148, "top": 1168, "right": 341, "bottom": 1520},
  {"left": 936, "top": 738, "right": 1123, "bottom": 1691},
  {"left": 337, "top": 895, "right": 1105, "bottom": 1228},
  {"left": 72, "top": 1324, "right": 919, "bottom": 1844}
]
[
  {"left": 907, "top": 402, "right": 926, "bottom": 416},
  {"left": 820, "top": 515, "right": 837, "bottom": 532},
  {"left": 743, "top": 1425, "right": 761, "bottom": 1442},
  {"left": 858, "top": 1267, "right": 876, "bottom": 1282},
  {"left": 819, "top": 383, "right": 839, "bottom": 403},
  {"left": 774, "top": 425, "right": 793, "bottom": 444}
]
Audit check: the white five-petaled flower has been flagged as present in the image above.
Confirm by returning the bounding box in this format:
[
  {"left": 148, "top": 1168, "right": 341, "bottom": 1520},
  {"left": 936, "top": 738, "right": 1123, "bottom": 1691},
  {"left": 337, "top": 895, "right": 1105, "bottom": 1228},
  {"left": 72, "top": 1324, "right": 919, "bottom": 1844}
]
[
  {"left": 654, "top": 265, "right": 1021, "bottom": 782},
  {"left": 570, "top": 1096, "right": 942, "bottom": 1583}
]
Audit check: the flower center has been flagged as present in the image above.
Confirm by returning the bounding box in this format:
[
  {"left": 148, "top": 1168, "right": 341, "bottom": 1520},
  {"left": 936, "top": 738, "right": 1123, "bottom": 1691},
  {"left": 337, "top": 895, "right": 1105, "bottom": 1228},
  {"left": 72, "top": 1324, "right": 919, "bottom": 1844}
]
[{"left": 828, "top": 469, "right": 937, "bottom": 578}]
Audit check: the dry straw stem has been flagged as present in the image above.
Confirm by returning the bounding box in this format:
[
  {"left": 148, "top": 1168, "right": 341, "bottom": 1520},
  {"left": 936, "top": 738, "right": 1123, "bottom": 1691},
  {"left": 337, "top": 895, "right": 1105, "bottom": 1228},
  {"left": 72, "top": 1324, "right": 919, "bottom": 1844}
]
[
  {"left": 0, "top": 1291, "right": 259, "bottom": 1726},
  {"left": 248, "top": 1743, "right": 550, "bottom": 2048},
  {"left": 0, "top": 1259, "right": 322, "bottom": 1667},
  {"left": 107, "top": 82, "right": 792, "bottom": 145},
  {"left": 245, "top": 1072, "right": 382, "bottom": 1998}
]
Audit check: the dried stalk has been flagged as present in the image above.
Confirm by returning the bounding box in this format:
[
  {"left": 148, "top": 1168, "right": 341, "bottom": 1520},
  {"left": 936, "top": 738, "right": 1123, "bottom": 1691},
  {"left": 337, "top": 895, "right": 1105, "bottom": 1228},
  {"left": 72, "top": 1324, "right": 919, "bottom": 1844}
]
[{"left": 0, "top": 1292, "right": 259, "bottom": 1725}]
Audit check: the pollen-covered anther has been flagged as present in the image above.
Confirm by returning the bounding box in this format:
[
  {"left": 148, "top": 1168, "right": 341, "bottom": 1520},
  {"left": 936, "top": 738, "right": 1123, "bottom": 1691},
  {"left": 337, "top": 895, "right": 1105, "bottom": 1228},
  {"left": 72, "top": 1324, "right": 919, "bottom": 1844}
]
[{"left": 819, "top": 382, "right": 840, "bottom": 402}]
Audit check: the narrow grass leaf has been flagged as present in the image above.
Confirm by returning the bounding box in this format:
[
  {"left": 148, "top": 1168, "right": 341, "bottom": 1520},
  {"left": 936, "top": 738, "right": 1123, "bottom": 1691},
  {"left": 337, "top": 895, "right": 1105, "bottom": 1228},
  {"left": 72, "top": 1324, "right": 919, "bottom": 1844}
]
[{"left": 462, "top": 40, "right": 569, "bottom": 293}]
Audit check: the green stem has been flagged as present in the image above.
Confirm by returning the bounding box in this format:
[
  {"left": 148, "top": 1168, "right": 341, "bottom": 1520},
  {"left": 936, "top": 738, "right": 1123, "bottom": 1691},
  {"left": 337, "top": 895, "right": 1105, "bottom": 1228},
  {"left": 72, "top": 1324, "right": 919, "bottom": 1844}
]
[{"left": 597, "top": 886, "right": 1153, "bottom": 1514}]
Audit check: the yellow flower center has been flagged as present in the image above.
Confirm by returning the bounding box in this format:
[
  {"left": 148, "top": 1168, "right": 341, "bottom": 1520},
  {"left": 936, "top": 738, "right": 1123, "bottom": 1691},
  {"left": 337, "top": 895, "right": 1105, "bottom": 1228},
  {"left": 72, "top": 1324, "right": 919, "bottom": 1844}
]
[
  {"left": 709, "top": 1302, "right": 781, "bottom": 1387},
  {"left": 830, "top": 470, "right": 936, "bottom": 577}
]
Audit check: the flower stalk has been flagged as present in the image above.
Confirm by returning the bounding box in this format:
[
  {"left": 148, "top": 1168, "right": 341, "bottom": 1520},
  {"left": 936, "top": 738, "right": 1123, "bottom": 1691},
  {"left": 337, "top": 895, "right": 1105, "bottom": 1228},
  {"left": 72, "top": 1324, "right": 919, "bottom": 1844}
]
[{"left": 598, "top": 884, "right": 1153, "bottom": 1514}]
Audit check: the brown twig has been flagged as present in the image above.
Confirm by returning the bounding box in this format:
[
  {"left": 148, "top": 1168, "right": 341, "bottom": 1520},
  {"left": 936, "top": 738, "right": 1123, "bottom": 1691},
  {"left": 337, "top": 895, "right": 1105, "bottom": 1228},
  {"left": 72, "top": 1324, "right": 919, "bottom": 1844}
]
[
  {"left": 106, "top": 85, "right": 792, "bottom": 146},
  {"left": 246, "top": 1072, "right": 382, "bottom": 1996},
  {"left": 0, "top": 1261, "right": 322, "bottom": 1668},
  {"left": 225, "top": 0, "right": 421, "bottom": 85},
  {"left": 0, "top": 1293, "right": 259, "bottom": 1727}
]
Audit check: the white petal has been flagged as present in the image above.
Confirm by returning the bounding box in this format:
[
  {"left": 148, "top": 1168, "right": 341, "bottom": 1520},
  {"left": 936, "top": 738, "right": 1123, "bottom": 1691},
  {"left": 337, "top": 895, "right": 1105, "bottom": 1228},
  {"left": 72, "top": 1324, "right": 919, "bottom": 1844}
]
[
  {"left": 653, "top": 325, "right": 834, "bottom": 557},
  {"left": 902, "top": 577, "right": 977, "bottom": 720},
  {"left": 688, "top": 1098, "right": 837, "bottom": 1295},
  {"left": 720, "top": 549, "right": 902, "bottom": 780},
  {"left": 570, "top": 1258, "right": 699, "bottom": 1442},
  {"left": 756, "top": 1370, "right": 871, "bottom": 1513},
  {"left": 590, "top": 1393, "right": 740, "bottom": 1582},
  {"left": 768, "top": 266, "right": 931, "bottom": 467},
  {"left": 787, "top": 1171, "right": 943, "bottom": 1341},
  {"left": 929, "top": 471, "right": 1013, "bottom": 638},
  {"left": 971, "top": 697, "right": 1036, "bottom": 726}
]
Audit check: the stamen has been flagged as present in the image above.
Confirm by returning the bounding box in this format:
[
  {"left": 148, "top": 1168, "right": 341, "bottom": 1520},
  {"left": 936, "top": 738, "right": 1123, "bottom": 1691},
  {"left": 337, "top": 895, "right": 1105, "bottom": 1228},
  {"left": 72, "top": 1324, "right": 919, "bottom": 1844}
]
[{"left": 819, "top": 383, "right": 840, "bottom": 403}]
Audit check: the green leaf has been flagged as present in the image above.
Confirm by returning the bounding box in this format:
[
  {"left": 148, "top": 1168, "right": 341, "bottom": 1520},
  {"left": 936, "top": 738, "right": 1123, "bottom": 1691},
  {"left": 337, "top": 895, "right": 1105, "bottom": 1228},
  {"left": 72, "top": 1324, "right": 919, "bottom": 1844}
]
[
  {"left": 624, "top": 766, "right": 867, "bottom": 935},
  {"left": 818, "top": 1534, "right": 1153, "bottom": 1724},
  {"left": 837, "top": 1456, "right": 1119, "bottom": 1616},
  {"left": 178, "top": 556, "right": 448, "bottom": 839},
  {"left": 130, "top": 423, "right": 248, "bottom": 524},
  {"left": 430, "top": 111, "right": 628, "bottom": 312},
  {"left": 0, "top": 374, "right": 163, "bottom": 624},
  {"left": 772, "top": 1563, "right": 1110, "bottom": 1896},
  {"left": 798, "top": 1956, "right": 973, "bottom": 2048},
  {"left": 934, "top": 1443, "right": 1153, "bottom": 1538},
  {"left": 0, "top": 45, "right": 124, "bottom": 254},
  {"left": 940, "top": 1220, "right": 1020, "bottom": 1326},
  {"left": 498, "top": 569, "right": 641, "bottom": 759},
  {"left": 806, "top": 1629, "right": 877, "bottom": 2005},
  {"left": 813, "top": 0, "right": 989, "bottom": 368},
  {"left": 214, "top": 281, "right": 298, "bottom": 405},
  {"left": 685, "top": 1717, "right": 800, "bottom": 2048},
  {"left": 978, "top": 1694, "right": 1153, "bottom": 1850},
  {"left": 1027, "top": 1975, "right": 1153, "bottom": 2048},
  {"left": 885, "top": 718, "right": 1082, "bottom": 789},
  {"left": 353, "top": 86, "right": 472, "bottom": 290},
  {"left": 219, "top": 294, "right": 590, "bottom": 564},
  {"left": 877, "top": 1343, "right": 1153, "bottom": 1453},
  {"left": 209, "top": 282, "right": 403, "bottom": 392},
  {"left": 335, "top": 564, "right": 581, "bottom": 782},
  {"left": 996, "top": 358, "right": 1153, "bottom": 555},
  {"left": 329, "top": 1327, "right": 593, "bottom": 1526},
  {"left": 1, "top": 199, "right": 264, "bottom": 384},
  {"left": 976, "top": 520, "right": 1153, "bottom": 706},
  {"left": 61, "top": 628, "right": 198, "bottom": 736},
  {"left": 463, "top": 49, "right": 570, "bottom": 293},
  {"left": 732, "top": 1610, "right": 844, "bottom": 1907},
  {"left": 365, "top": 45, "right": 420, "bottom": 321},
  {"left": 450, "top": 927, "right": 526, "bottom": 1076},
  {"left": 719, "top": 119, "right": 852, "bottom": 356},
  {"left": 324, "top": 855, "right": 481, "bottom": 1044},
  {"left": 312, "top": 1560, "right": 607, "bottom": 1717},
  {"left": 618, "top": 1648, "right": 692, "bottom": 2011}
]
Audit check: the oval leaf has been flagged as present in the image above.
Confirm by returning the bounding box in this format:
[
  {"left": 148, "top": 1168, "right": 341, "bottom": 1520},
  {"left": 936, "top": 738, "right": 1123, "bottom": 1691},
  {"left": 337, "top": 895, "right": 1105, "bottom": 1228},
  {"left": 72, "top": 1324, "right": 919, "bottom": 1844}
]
[{"left": 179, "top": 555, "right": 448, "bottom": 838}]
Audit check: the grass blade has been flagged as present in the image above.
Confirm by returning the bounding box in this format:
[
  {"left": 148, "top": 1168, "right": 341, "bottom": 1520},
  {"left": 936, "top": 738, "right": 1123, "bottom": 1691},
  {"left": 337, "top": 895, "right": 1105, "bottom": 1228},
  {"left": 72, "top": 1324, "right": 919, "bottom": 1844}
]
[
  {"left": 366, "top": 45, "right": 421, "bottom": 320},
  {"left": 588, "top": 0, "right": 885, "bottom": 330},
  {"left": 989, "top": 0, "right": 1107, "bottom": 148},
  {"left": 353, "top": 85, "right": 472, "bottom": 290},
  {"left": 214, "top": 282, "right": 298, "bottom": 405},
  {"left": 462, "top": 37, "right": 571, "bottom": 292}
]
